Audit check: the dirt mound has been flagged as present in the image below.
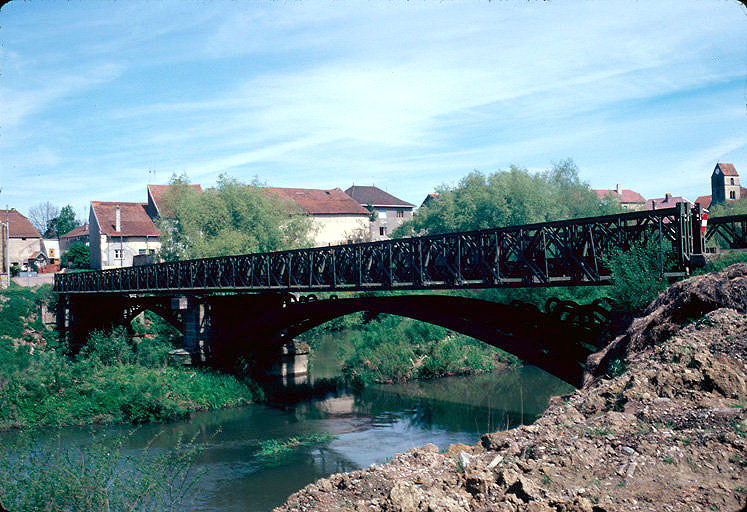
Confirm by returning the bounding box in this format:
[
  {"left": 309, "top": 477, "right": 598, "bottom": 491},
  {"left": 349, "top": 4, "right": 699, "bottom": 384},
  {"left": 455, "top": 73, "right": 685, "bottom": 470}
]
[
  {"left": 585, "top": 262, "right": 747, "bottom": 383},
  {"left": 275, "top": 265, "right": 747, "bottom": 512}
]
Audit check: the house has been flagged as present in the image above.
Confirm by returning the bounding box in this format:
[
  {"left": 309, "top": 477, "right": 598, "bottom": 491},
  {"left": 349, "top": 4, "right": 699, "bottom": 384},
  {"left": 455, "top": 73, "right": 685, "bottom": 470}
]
[
  {"left": 695, "top": 163, "right": 746, "bottom": 209},
  {"left": 0, "top": 209, "right": 42, "bottom": 271},
  {"left": 645, "top": 193, "right": 693, "bottom": 211},
  {"left": 89, "top": 202, "right": 160, "bottom": 269},
  {"left": 41, "top": 239, "right": 61, "bottom": 264},
  {"left": 592, "top": 185, "right": 646, "bottom": 210},
  {"left": 344, "top": 185, "right": 414, "bottom": 240},
  {"left": 264, "top": 187, "right": 370, "bottom": 246},
  {"left": 60, "top": 223, "right": 90, "bottom": 253},
  {"left": 146, "top": 183, "right": 203, "bottom": 219},
  {"left": 1, "top": 222, "right": 7, "bottom": 287}
]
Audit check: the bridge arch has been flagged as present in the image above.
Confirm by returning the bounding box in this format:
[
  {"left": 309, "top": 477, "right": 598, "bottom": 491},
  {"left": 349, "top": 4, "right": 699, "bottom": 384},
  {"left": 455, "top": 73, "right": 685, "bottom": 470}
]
[{"left": 209, "top": 295, "right": 606, "bottom": 386}]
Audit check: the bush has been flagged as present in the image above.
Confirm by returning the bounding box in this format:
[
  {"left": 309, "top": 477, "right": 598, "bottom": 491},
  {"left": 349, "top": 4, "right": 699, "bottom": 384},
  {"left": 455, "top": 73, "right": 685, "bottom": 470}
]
[{"left": 604, "top": 238, "right": 671, "bottom": 312}]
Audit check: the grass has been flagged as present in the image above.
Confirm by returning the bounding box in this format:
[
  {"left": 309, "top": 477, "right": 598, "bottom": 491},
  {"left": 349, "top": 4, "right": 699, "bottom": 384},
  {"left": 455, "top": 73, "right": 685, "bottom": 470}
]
[
  {"left": 254, "top": 433, "right": 336, "bottom": 461},
  {"left": 0, "top": 429, "right": 205, "bottom": 512},
  {"left": 0, "top": 286, "right": 262, "bottom": 430}
]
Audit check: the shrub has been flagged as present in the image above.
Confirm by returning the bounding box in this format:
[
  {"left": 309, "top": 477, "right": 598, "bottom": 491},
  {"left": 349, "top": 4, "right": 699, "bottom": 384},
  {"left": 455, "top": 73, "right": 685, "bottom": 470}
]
[{"left": 604, "top": 238, "right": 670, "bottom": 312}]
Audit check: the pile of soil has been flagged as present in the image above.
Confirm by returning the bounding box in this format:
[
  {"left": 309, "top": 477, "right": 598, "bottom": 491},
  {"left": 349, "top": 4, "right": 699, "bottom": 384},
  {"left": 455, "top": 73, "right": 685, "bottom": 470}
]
[{"left": 274, "top": 264, "right": 746, "bottom": 512}]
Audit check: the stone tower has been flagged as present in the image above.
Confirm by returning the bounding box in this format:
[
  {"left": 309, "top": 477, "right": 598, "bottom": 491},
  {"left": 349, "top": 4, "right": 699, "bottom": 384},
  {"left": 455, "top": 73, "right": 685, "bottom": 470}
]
[{"left": 711, "top": 163, "right": 740, "bottom": 205}]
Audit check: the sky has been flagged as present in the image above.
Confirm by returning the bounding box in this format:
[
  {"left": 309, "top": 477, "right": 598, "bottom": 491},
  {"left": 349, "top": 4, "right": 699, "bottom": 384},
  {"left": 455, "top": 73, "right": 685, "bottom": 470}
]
[{"left": 0, "top": 0, "right": 745, "bottom": 220}]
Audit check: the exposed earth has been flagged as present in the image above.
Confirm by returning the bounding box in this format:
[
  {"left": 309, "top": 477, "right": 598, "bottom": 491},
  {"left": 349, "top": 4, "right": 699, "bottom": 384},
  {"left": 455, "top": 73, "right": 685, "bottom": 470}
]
[{"left": 275, "top": 263, "right": 747, "bottom": 512}]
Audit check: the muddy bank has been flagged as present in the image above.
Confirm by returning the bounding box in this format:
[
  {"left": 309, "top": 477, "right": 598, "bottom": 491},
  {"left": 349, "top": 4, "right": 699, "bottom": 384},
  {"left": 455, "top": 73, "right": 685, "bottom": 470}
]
[{"left": 274, "top": 264, "right": 747, "bottom": 512}]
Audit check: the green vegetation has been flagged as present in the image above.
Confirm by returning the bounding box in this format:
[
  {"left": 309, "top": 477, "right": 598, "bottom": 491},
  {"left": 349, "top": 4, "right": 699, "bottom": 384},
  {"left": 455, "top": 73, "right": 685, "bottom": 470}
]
[
  {"left": 61, "top": 240, "right": 90, "bottom": 269},
  {"left": 603, "top": 238, "right": 671, "bottom": 312},
  {"left": 709, "top": 197, "right": 747, "bottom": 217},
  {"left": 156, "top": 174, "right": 314, "bottom": 261},
  {"left": 393, "top": 160, "right": 621, "bottom": 237},
  {"left": 308, "top": 312, "right": 517, "bottom": 385},
  {"left": 254, "top": 433, "right": 336, "bottom": 461},
  {"left": 0, "top": 284, "right": 261, "bottom": 430},
  {"left": 0, "top": 430, "right": 204, "bottom": 512}
]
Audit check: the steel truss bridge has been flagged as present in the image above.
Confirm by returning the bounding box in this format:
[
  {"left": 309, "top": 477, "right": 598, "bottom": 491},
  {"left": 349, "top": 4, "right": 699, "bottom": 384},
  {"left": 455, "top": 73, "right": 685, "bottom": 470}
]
[{"left": 55, "top": 204, "right": 715, "bottom": 295}]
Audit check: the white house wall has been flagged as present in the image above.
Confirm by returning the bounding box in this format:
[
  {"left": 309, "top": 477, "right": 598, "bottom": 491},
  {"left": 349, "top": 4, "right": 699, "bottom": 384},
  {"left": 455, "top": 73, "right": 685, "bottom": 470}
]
[{"left": 310, "top": 215, "right": 369, "bottom": 246}]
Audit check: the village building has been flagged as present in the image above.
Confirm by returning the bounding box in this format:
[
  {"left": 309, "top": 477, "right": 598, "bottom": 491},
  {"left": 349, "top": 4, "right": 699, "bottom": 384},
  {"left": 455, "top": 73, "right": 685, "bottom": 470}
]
[
  {"left": 344, "top": 185, "right": 414, "bottom": 240},
  {"left": 88, "top": 202, "right": 160, "bottom": 269},
  {"left": 645, "top": 193, "right": 693, "bottom": 211},
  {"left": 0, "top": 209, "right": 42, "bottom": 271},
  {"left": 0, "top": 221, "right": 7, "bottom": 288},
  {"left": 40, "top": 239, "right": 61, "bottom": 265},
  {"left": 592, "top": 185, "right": 646, "bottom": 210},
  {"left": 60, "top": 223, "right": 90, "bottom": 253},
  {"left": 695, "top": 163, "right": 745, "bottom": 209},
  {"left": 265, "top": 187, "right": 371, "bottom": 246}
]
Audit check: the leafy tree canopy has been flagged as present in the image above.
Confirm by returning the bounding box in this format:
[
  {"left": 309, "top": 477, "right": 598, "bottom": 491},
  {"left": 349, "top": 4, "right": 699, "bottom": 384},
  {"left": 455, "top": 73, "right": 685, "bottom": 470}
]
[
  {"left": 393, "top": 159, "right": 622, "bottom": 237},
  {"left": 156, "top": 174, "right": 315, "bottom": 261},
  {"left": 61, "top": 241, "right": 90, "bottom": 269},
  {"left": 47, "top": 205, "right": 80, "bottom": 238}
]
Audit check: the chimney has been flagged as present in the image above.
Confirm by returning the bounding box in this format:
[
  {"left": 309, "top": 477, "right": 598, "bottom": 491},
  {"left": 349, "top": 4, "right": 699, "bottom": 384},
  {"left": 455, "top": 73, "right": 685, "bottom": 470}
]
[
  {"left": 665, "top": 193, "right": 672, "bottom": 202},
  {"left": 115, "top": 207, "right": 121, "bottom": 232},
  {"left": 616, "top": 184, "right": 622, "bottom": 195}
]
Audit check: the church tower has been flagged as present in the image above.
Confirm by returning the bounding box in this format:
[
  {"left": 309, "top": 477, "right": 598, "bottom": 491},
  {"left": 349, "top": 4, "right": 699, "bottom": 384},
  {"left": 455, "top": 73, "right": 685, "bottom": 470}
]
[{"left": 711, "top": 163, "right": 740, "bottom": 205}]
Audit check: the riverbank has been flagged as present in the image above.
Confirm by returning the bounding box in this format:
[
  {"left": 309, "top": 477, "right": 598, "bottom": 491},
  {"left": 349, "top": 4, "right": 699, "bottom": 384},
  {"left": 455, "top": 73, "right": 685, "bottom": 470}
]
[
  {"left": 275, "top": 263, "right": 747, "bottom": 512},
  {"left": 0, "top": 284, "right": 260, "bottom": 430}
]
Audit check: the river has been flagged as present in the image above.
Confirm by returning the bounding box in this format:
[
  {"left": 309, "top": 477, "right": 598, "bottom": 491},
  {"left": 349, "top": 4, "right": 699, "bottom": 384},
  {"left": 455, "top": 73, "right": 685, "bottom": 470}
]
[{"left": 1, "top": 334, "right": 572, "bottom": 511}]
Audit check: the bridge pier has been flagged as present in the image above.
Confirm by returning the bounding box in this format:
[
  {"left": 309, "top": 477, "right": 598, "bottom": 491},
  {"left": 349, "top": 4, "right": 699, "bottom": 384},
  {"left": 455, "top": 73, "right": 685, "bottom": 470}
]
[{"left": 179, "top": 298, "right": 208, "bottom": 364}]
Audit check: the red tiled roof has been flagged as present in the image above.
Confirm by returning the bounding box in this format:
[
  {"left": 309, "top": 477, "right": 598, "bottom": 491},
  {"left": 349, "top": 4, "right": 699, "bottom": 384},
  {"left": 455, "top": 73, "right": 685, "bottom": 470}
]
[
  {"left": 0, "top": 209, "right": 41, "bottom": 238},
  {"left": 263, "top": 187, "right": 369, "bottom": 215},
  {"left": 644, "top": 194, "right": 693, "bottom": 210},
  {"left": 344, "top": 186, "right": 414, "bottom": 208},
  {"left": 421, "top": 193, "right": 439, "bottom": 208},
  {"left": 148, "top": 184, "right": 203, "bottom": 217},
  {"left": 90, "top": 202, "right": 160, "bottom": 237},
  {"left": 715, "top": 163, "right": 738, "bottom": 176},
  {"left": 695, "top": 195, "right": 712, "bottom": 209},
  {"left": 60, "top": 223, "right": 89, "bottom": 239},
  {"left": 592, "top": 189, "right": 646, "bottom": 203}
]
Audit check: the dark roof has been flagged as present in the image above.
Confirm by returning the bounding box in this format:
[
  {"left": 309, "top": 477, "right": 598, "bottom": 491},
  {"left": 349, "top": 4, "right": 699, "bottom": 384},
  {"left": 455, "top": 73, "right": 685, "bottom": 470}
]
[
  {"left": 264, "top": 187, "right": 369, "bottom": 215},
  {"left": 644, "top": 194, "right": 693, "bottom": 210},
  {"left": 90, "top": 202, "right": 160, "bottom": 237},
  {"left": 715, "top": 163, "right": 738, "bottom": 176},
  {"left": 60, "top": 223, "right": 89, "bottom": 239},
  {"left": 344, "top": 186, "right": 414, "bottom": 208},
  {"left": 592, "top": 188, "right": 646, "bottom": 203},
  {"left": 0, "top": 209, "right": 41, "bottom": 238},
  {"left": 421, "top": 193, "right": 439, "bottom": 208},
  {"left": 147, "top": 184, "right": 203, "bottom": 217}
]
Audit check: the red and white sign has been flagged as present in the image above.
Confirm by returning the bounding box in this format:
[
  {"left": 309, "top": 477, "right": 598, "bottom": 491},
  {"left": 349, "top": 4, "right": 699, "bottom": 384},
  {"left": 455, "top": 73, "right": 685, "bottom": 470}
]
[{"left": 700, "top": 213, "right": 708, "bottom": 235}]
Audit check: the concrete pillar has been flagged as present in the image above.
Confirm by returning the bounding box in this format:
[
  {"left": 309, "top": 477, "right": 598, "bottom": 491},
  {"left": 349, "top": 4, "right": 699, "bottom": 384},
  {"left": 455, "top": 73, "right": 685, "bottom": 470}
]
[
  {"left": 181, "top": 298, "right": 207, "bottom": 364},
  {"left": 265, "top": 340, "right": 310, "bottom": 383}
]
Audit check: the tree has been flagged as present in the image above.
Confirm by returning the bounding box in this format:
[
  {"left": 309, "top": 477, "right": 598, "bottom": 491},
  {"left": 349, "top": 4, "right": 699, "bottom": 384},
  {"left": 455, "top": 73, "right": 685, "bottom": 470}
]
[
  {"left": 156, "top": 174, "right": 315, "bottom": 261},
  {"left": 392, "top": 159, "right": 622, "bottom": 237},
  {"left": 49, "top": 205, "right": 80, "bottom": 238},
  {"left": 709, "top": 197, "right": 747, "bottom": 216},
  {"left": 28, "top": 202, "right": 59, "bottom": 235},
  {"left": 61, "top": 241, "right": 90, "bottom": 269}
]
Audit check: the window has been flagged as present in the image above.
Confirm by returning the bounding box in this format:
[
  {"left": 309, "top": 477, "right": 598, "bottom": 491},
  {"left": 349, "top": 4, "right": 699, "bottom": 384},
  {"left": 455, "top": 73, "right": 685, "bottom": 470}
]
[
  {"left": 149, "top": 249, "right": 156, "bottom": 255},
  {"left": 730, "top": 191, "right": 736, "bottom": 199},
  {"left": 731, "top": 178, "right": 735, "bottom": 185},
  {"left": 378, "top": 210, "right": 387, "bottom": 219},
  {"left": 138, "top": 249, "right": 147, "bottom": 255},
  {"left": 396, "top": 209, "right": 404, "bottom": 218},
  {"left": 114, "top": 248, "right": 123, "bottom": 259},
  {"left": 379, "top": 226, "right": 387, "bottom": 236}
]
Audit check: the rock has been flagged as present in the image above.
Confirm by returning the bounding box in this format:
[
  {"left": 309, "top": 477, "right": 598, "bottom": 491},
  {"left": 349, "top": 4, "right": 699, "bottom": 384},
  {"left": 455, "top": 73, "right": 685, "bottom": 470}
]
[
  {"left": 316, "top": 478, "right": 334, "bottom": 493},
  {"left": 465, "top": 469, "right": 494, "bottom": 496},
  {"left": 387, "top": 481, "right": 422, "bottom": 512},
  {"left": 506, "top": 475, "right": 538, "bottom": 502},
  {"left": 447, "top": 443, "right": 473, "bottom": 456},
  {"left": 422, "top": 443, "right": 439, "bottom": 453},
  {"left": 487, "top": 455, "right": 504, "bottom": 469},
  {"left": 458, "top": 451, "right": 472, "bottom": 470}
]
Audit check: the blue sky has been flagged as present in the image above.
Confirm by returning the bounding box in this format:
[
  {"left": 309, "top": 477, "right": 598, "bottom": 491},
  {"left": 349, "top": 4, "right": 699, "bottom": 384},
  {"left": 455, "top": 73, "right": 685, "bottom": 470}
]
[{"left": 1, "top": 0, "right": 745, "bottom": 220}]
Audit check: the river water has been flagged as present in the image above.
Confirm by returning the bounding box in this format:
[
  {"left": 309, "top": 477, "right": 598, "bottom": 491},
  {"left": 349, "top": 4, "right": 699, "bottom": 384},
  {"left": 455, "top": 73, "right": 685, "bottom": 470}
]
[{"left": 3, "top": 335, "right": 572, "bottom": 511}]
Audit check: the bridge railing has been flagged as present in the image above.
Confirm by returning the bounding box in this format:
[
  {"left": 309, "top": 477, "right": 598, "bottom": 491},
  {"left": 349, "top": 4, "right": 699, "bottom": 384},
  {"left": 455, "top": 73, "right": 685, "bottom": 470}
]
[
  {"left": 704, "top": 213, "right": 747, "bottom": 250},
  {"left": 55, "top": 205, "right": 701, "bottom": 294}
]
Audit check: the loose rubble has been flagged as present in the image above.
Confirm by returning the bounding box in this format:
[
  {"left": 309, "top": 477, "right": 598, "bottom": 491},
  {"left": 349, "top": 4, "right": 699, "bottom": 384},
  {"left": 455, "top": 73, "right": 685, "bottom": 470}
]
[{"left": 275, "top": 264, "right": 747, "bottom": 512}]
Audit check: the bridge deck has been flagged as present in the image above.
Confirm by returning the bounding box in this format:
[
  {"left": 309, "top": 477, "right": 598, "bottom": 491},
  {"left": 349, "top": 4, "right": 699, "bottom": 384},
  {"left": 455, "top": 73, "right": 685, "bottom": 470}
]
[{"left": 55, "top": 205, "right": 708, "bottom": 295}]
